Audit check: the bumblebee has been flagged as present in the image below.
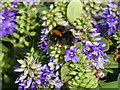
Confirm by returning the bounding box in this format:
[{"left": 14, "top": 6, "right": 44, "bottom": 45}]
[{"left": 40, "top": 25, "right": 76, "bottom": 46}]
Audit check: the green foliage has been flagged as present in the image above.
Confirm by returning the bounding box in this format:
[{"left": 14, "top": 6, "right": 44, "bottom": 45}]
[
  {"left": 113, "top": 30, "right": 120, "bottom": 48},
  {"left": 99, "top": 81, "right": 118, "bottom": 88},
  {"left": 76, "top": 42, "right": 82, "bottom": 52},
  {"left": 0, "top": 43, "right": 8, "bottom": 52},
  {"left": 61, "top": 44, "right": 98, "bottom": 88},
  {"left": 67, "top": 0, "right": 83, "bottom": 24}
]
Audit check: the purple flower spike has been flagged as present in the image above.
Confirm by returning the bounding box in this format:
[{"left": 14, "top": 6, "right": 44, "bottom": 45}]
[
  {"left": 11, "top": 0, "right": 18, "bottom": 5},
  {"left": 0, "top": 8, "right": 17, "bottom": 37},
  {"left": 95, "top": 1, "right": 119, "bottom": 35},
  {"left": 48, "top": 73, "right": 63, "bottom": 88},
  {"left": 82, "top": 40, "right": 108, "bottom": 70},
  {"left": 26, "top": 78, "right": 32, "bottom": 88},
  {"left": 65, "top": 46, "right": 78, "bottom": 63}
]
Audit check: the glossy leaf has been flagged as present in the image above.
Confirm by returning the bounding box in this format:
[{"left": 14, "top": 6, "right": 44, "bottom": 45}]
[
  {"left": 67, "top": 0, "right": 83, "bottom": 24},
  {"left": 100, "top": 81, "right": 118, "bottom": 88}
]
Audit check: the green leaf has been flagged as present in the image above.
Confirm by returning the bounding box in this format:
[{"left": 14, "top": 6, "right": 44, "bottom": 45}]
[
  {"left": 76, "top": 42, "right": 82, "bottom": 54},
  {"left": 38, "top": 7, "right": 48, "bottom": 16},
  {"left": 108, "top": 55, "right": 114, "bottom": 62},
  {"left": 97, "top": 37, "right": 109, "bottom": 52},
  {"left": 100, "top": 81, "right": 118, "bottom": 88},
  {"left": 24, "top": 41, "right": 29, "bottom": 46},
  {"left": 105, "top": 64, "right": 118, "bottom": 68},
  {"left": 0, "top": 52, "right": 4, "bottom": 61},
  {"left": 13, "top": 33, "right": 19, "bottom": 39},
  {"left": 61, "top": 62, "right": 72, "bottom": 83},
  {"left": 67, "top": 0, "right": 83, "bottom": 24},
  {"left": 30, "top": 32, "right": 36, "bottom": 36},
  {"left": 23, "top": 1, "right": 29, "bottom": 7},
  {"left": 117, "top": 44, "right": 120, "bottom": 48},
  {"left": 30, "top": 47, "right": 35, "bottom": 53},
  {"left": 117, "top": 74, "right": 120, "bottom": 81},
  {"left": 0, "top": 37, "right": 12, "bottom": 42},
  {"left": 0, "top": 43, "right": 8, "bottom": 52},
  {"left": 103, "top": 69, "right": 114, "bottom": 74},
  {"left": 117, "top": 74, "right": 120, "bottom": 89}
]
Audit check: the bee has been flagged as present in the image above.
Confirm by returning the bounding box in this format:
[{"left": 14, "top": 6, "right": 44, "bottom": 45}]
[{"left": 39, "top": 25, "right": 76, "bottom": 47}]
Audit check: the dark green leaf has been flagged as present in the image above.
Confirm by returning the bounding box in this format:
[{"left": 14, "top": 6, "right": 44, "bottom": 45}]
[{"left": 67, "top": 0, "right": 83, "bottom": 24}]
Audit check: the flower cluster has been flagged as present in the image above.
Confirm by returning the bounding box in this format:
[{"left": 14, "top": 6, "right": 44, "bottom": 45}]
[
  {"left": 65, "top": 46, "right": 78, "bottom": 63},
  {"left": 14, "top": 56, "right": 63, "bottom": 89},
  {"left": 95, "top": 1, "right": 119, "bottom": 35},
  {"left": 0, "top": 8, "right": 17, "bottom": 37},
  {"left": 82, "top": 41, "right": 108, "bottom": 70},
  {"left": 38, "top": 28, "right": 48, "bottom": 54},
  {"left": 14, "top": 56, "right": 49, "bottom": 88}
]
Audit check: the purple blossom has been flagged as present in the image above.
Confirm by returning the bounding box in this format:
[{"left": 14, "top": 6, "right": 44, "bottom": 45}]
[
  {"left": 15, "top": 57, "right": 63, "bottom": 89},
  {"left": 48, "top": 73, "right": 63, "bottom": 88},
  {"left": 82, "top": 41, "right": 108, "bottom": 70},
  {"left": 94, "top": 1, "right": 119, "bottom": 35},
  {"left": 65, "top": 46, "right": 78, "bottom": 63},
  {"left": 0, "top": 8, "right": 17, "bottom": 37},
  {"left": 11, "top": 0, "right": 18, "bottom": 5},
  {"left": 14, "top": 58, "right": 50, "bottom": 88},
  {"left": 48, "top": 57, "right": 59, "bottom": 71},
  {"left": 38, "top": 28, "right": 48, "bottom": 54}
]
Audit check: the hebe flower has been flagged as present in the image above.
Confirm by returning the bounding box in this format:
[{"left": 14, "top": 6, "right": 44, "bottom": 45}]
[
  {"left": 38, "top": 28, "right": 48, "bottom": 54},
  {"left": 14, "top": 56, "right": 51, "bottom": 88},
  {"left": 11, "top": 0, "right": 18, "bottom": 5},
  {"left": 65, "top": 46, "right": 78, "bottom": 63},
  {"left": 0, "top": 8, "right": 17, "bottom": 37},
  {"left": 14, "top": 55, "right": 63, "bottom": 89},
  {"left": 96, "top": 1, "right": 119, "bottom": 35},
  {"left": 82, "top": 41, "right": 108, "bottom": 70},
  {"left": 48, "top": 73, "right": 63, "bottom": 88}
]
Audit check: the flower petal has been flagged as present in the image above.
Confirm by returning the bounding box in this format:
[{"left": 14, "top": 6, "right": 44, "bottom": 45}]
[
  {"left": 65, "top": 55, "right": 70, "bottom": 62},
  {"left": 72, "top": 55, "right": 78, "bottom": 63}
]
